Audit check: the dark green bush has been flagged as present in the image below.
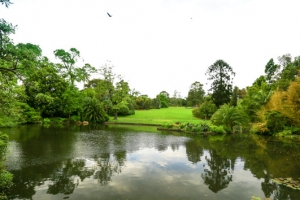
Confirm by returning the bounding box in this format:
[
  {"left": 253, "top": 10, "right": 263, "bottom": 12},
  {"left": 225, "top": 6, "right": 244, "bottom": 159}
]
[
  {"left": 192, "top": 101, "right": 217, "bottom": 120},
  {"left": 266, "top": 110, "right": 286, "bottom": 134}
]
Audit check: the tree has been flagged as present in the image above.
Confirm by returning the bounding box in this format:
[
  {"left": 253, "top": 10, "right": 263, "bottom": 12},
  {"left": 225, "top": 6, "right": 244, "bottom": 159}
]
[
  {"left": 24, "top": 63, "right": 68, "bottom": 118},
  {"left": 206, "top": 60, "right": 235, "bottom": 107},
  {"left": 54, "top": 48, "right": 96, "bottom": 85},
  {"left": 157, "top": 91, "right": 169, "bottom": 108},
  {"left": 186, "top": 81, "right": 205, "bottom": 107},
  {"left": 61, "top": 85, "right": 84, "bottom": 121},
  {"left": 0, "top": 19, "right": 16, "bottom": 58},
  {"left": 192, "top": 96, "right": 217, "bottom": 120},
  {"left": 99, "top": 64, "right": 133, "bottom": 120},
  {"left": 264, "top": 58, "right": 280, "bottom": 85},
  {"left": 230, "top": 86, "right": 239, "bottom": 106}
]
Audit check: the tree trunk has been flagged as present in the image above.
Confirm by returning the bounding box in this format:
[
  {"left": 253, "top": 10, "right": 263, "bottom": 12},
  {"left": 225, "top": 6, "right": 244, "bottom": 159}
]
[{"left": 114, "top": 110, "right": 118, "bottom": 120}]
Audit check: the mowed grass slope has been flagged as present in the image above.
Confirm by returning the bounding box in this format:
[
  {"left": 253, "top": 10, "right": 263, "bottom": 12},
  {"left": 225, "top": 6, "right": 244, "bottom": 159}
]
[{"left": 109, "top": 107, "right": 202, "bottom": 125}]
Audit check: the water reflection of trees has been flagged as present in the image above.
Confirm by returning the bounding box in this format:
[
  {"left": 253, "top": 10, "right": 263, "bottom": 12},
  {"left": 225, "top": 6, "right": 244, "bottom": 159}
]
[
  {"left": 47, "top": 158, "right": 92, "bottom": 195},
  {"left": 192, "top": 134, "right": 300, "bottom": 199},
  {"left": 93, "top": 153, "right": 124, "bottom": 186},
  {"left": 185, "top": 140, "right": 203, "bottom": 164},
  {"left": 201, "top": 150, "right": 234, "bottom": 193}
]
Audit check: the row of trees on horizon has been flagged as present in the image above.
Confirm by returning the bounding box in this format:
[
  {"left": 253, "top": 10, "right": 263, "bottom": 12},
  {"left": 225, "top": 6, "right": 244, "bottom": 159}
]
[{"left": 1, "top": 0, "right": 300, "bottom": 134}]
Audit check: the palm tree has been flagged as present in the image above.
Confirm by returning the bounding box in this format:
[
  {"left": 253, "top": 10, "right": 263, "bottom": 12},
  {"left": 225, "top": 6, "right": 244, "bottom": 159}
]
[
  {"left": 211, "top": 104, "right": 249, "bottom": 132},
  {"left": 82, "top": 97, "right": 108, "bottom": 123}
]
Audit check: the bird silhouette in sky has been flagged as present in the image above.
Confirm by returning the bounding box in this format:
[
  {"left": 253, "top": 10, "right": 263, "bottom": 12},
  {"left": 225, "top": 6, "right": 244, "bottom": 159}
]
[{"left": 107, "top": 12, "right": 112, "bottom": 17}]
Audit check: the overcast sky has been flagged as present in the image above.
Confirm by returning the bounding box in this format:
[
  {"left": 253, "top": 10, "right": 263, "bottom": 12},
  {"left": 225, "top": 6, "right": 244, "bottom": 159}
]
[{"left": 1, "top": 0, "right": 300, "bottom": 98}]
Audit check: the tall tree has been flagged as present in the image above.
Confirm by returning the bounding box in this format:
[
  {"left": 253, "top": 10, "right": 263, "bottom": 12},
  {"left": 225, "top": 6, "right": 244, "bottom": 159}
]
[
  {"left": 24, "top": 63, "right": 68, "bottom": 117},
  {"left": 264, "top": 58, "right": 280, "bottom": 85},
  {"left": 186, "top": 81, "right": 205, "bottom": 107},
  {"left": 99, "top": 64, "right": 132, "bottom": 120},
  {"left": 230, "top": 86, "right": 239, "bottom": 107},
  {"left": 54, "top": 48, "right": 96, "bottom": 85},
  {"left": 206, "top": 60, "right": 235, "bottom": 107},
  {"left": 157, "top": 91, "right": 169, "bottom": 108}
]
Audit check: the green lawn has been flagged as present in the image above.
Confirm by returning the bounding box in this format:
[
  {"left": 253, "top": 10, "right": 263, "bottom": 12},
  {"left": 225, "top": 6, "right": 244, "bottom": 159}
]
[{"left": 108, "top": 107, "right": 203, "bottom": 125}]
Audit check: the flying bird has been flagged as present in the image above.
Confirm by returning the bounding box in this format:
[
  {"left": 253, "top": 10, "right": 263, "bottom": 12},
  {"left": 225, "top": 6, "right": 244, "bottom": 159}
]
[{"left": 107, "top": 12, "right": 112, "bottom": 17}]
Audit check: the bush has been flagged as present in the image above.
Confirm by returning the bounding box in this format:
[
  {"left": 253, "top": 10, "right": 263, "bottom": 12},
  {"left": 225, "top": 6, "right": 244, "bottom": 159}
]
[
  {"left": 162, "top": 123, "right": 174, "bottom": 128},
  {"left": 275, "top": 130, "right": 292, "bottom": 137},
  {"left": 43, "top": 118, "right": 51, "bottom": 124},
  {"left": 70, "top": 115, "right": 80, "bottom": 123},
  {"left": 83, "top": 97, "right": 109, "bottom": 123},
  {"left": 265, "top": 110, "right": 286, "bottom": 134},
  {"left": 209, "top": 125, "right": 226, "bottom": 134},
  {"left": 109, "top": 104, "right": 134, "bottom": 116},
  {"left": 0, "top": 116, "right": 17, "bottom": 127},
  {"left": 211, "top": 104, "right": 249, "bottom": 132},
  {"left": 193, "top": 101, "right": 217, "bottom": 120},
  {"left": 0, "top": 132, "right": 13, "bottom": 198},
  {"left": 250, "top": 122, "right": 269, "bottom": 135}
]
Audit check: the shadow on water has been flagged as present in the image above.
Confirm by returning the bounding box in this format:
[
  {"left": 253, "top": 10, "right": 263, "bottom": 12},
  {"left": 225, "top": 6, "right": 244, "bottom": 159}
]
[{"left": 1, "top": 124, "right": 300, "bottom": 199}]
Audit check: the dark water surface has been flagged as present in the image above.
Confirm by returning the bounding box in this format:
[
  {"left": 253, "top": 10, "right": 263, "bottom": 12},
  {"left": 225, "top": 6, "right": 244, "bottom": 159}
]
[{"left": 1, "top": 124, "right": 300, "bottom": 200}]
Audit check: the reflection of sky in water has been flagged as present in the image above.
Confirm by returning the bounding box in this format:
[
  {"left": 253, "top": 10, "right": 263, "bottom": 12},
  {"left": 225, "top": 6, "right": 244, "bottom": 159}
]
[
  {"left": 28, "top": 147, "right": 263, "bottom": 200},
  {"left": 4, "top": 126, "right": 300, "bottom": 200}
]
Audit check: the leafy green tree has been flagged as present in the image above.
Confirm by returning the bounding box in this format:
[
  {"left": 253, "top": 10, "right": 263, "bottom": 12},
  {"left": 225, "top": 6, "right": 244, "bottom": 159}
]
[
  {"left": 230, "top": 86, "right": 239, "bottom": 106},
  {"left": 54, "top": 48, "right": 96, "bottom": 85},
  {"left": 0, "top": 19, "right": 16, "bottom": 58},
  {"left": 134, "top": 95, "right": 152, "bottom": 110},
  {"left": 61, "top": 85, "right": 84, "bottom": 121},
  {"left": 241, "top": 76, "right": 273, "bottom": 122},
  {"left": 264, "top": 58, "right": 280, "bottom": 85},
  {"left": 0, "top": 20, "right": 40, "bottom": 80},
  {"left": 206, "top": 60, "right": 235, "bottom": 107},
  {"left": 211, "top": 104, "right": 249, "bottom": 132},
  {"left": 186, "top": 81, "right": 205, "bottom": 107},
  {"left": 24, "top": 63, "right": 68, "bottom": 117},
  {"left": 99, "top": 64, "right": 133, "bottom": 120},
  {"left": 193, "top": 96, "right": 217, "bottom": 120},
  {"left": 156, "top": 91, "right": 169, "bottom": 108},
  {"left": 276, "top": 56, "right": 300, "bottom": 90}
]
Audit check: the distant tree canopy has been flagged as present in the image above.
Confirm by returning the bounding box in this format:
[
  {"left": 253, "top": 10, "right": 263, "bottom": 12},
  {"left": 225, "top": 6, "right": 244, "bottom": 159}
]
[
  {"left": 206, "top": 60, "right": 235, "bottom": 107},
  {"left": 186, "top": 81, "right": 205, "bottom": 107},
  {"left": 156, "top": 91, "right": 169, "bottom": 108}
]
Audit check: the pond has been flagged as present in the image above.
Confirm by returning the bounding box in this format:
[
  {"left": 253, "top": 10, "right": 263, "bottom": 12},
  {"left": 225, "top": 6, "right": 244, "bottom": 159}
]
[{"left": 1, "top": 124, "right": 300, "bottom": 200}]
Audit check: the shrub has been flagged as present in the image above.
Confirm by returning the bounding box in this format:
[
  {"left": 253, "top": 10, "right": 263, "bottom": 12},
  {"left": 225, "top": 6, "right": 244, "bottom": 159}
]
[
  {"left": 0, "top": 116, "right": 17, "bottom": 127},
  {"left": 209, "top": 125, "right": 226, "bottom": 134},
  {"left": 275, "top": 130, "right": 292, "bottom": 137},
  {"left": 211, "top": 104, "right": 249, "bottom": 132},
  {"left": 265, "top": 110, "right": 286, "bottom": 134},
  {"left": 82, "top": 97, "right": 109, "bottom": 123},
  {"left": 43, "top": 118, "right": 51, "bottom": 124},
  {"left": 108, "top": 104, "right": 134, "bottom": 116},
  {"left": 193, "top": 101, "right": 217, "bottom": 119},
  {"left": 162, "top": 123, "right": 174, "bottom": 128},
  {"left": 70, "top": 115, "right": 80, "bottom": 123},
  {"left": 250, "top": 122, "right": 269, "bottom": 135},
  {"left": 0, "top": 132, "right": 13, "bottom": 198}
]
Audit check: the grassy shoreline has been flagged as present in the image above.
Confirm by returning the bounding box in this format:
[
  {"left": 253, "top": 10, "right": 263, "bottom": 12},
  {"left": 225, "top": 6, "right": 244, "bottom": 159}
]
[{"left": 108, "top": 107, "right": 203, "bottom": 125}]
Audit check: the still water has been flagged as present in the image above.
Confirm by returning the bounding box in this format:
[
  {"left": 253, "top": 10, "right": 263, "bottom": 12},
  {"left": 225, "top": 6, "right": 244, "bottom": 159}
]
[{"left": 2, "top": 124, "right": 300, "bottom": 200}]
